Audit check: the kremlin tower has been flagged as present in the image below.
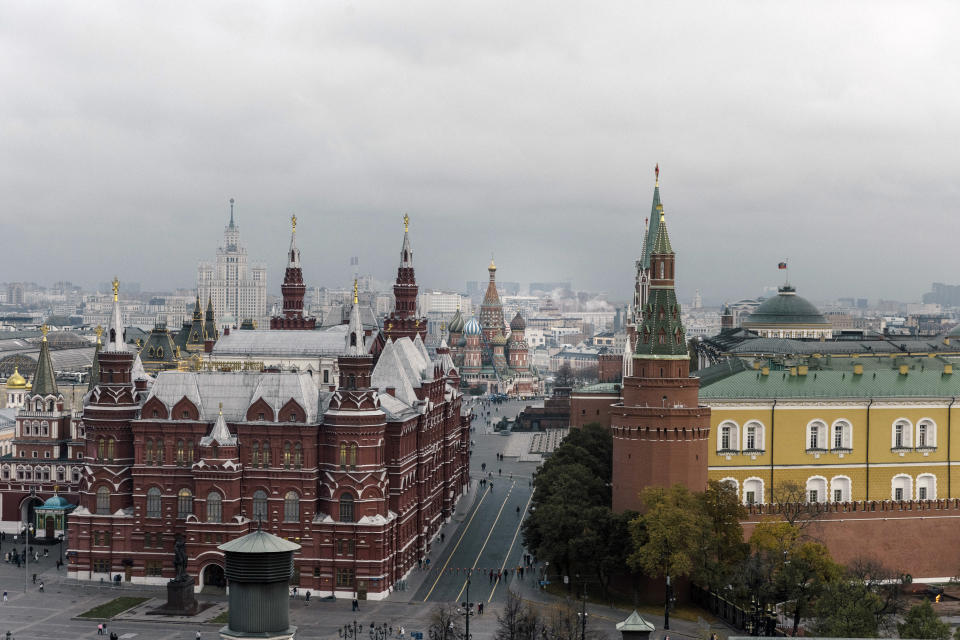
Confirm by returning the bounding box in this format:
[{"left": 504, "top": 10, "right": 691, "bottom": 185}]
[
  {"left": 611, "top": 177, "right": 711, "bottom": 513},
  {"left": 271, "top": 215, "right": 316, "bottom": 330},
  {"left": 383, "top": 215, "right": 427, "bottom": 342}
]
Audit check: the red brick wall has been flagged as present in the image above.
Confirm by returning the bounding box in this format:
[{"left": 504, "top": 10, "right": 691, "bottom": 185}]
[
  {"left": 598, "top": 355, "right": 622, "bottom": 383},
  {"left": 569, "top": 393, "right": 616, "bottom": 428},
  {"left": 742, "top": 500, "right": 960, "bottom": 580}
]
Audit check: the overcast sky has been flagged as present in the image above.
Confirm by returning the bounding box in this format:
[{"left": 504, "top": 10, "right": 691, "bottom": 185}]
[{"left": 2, "top": 1, "right": 958, "bottom": 305}]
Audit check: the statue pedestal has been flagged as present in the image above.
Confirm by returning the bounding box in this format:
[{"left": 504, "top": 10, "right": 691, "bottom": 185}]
[{"left": 165, "top": 578, "right": 198, "bottom": 615}]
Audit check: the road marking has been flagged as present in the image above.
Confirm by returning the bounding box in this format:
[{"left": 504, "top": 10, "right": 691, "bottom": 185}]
[
  {"left": 454, "top": 480, "right": 515, "bottom": 602},
  {"left": 487, "top": 489, "right": 534, "bottom": 602},
  {"left": 422, "top": 485, "right": 492, "bottom": 601}
]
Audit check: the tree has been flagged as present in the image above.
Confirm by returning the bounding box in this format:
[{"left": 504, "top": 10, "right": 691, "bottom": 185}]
[
  {"left": 778, "top": 541, "right": 841, "bottom": 635},
  {"left": 813, "top": 558, "right": 907, "bottom": 637},
  {"left": 898, "top": 599, "right": 951, "bottom": 640},
  {"left": 554, "top": 363, "right": 576, "bottom": 387},
  {"left": 694, "top": 480, "right": 748, "bottom": 591},
  {"left": 495, "top": 590, "right": 547, "bottom": 640},
  {"left": 628, "top": 485, "right": 703, "bottom": 581}
]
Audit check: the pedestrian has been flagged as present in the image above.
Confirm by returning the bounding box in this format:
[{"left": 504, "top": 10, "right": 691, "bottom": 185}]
[
  {"left": 44, "top": 548, "right": 48, "bottom": 558},
  {"left": 97, "top": 623, "right": 103, "bottom": 635},
  {"left": 305, "top": 590, "right": 311, "bottom": 602},
  {"left": 3, "top": 591, "right": 7, "bottom": 602},
  {"left": 196, "top": 631, "right": 202, "bottom": 640},
  {"left": 478, "top": 602, "right": 484, "bottom": 615},
  {"left": 352, "top": 597, "right": 359, "bottom": 611},
  {"left": 399, "top": 626, "right": 405, "bottom": 640},
  {"left": 499, "top": 468, "right": 501, "bottom": 475},
  {"left": 489, "top": 570, "right": 493, "bottom": 584},
  {"left": 103, "top": 623, "right": 108, "bottom": 636},
  {"left": 418, "top": 558, "right": 423, "bottom": 570},
  {"left": 32, "top": 573, "right": 36, "bottom": 584},
  {"left": 39, "top": 581, "right": 44, "bottom": 592},
  {"left": 440, "top": 533, "right": 445, "bottom": 543}
]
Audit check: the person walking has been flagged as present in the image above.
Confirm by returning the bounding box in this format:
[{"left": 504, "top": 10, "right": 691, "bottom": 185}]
[
  {"left": 97, "top": 623, "right": 103, "bottom": 635},
  {"left": 196, "top": 631, "right": 202, "bottom": 640},
  {"left": 38, "top": 581, "right": 44, "bottom": 592},
  {"left": 3, "top": 591, "right": 8, "bottom": 602},
  {"left": 478, "top": 602, "right": 484, "bottom": 615}
]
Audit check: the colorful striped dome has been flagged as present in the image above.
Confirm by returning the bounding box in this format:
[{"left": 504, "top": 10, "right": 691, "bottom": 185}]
[{"left": 463, "top": 317, "right": 482, "bottom": 336}]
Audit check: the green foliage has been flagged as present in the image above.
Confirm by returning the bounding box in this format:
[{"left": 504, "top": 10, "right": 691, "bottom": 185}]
[
  {"left": 898, "top": 599, "right": 951, "bottom": 640},
  {"left": 694, "top": 480, "right": 748, "bottom": 590},
  {"left": 628, "top": 485, "right": 703, "bottom": 579},
  {"left": 812, "top": 580, "right": 883, "bottom": 637}
]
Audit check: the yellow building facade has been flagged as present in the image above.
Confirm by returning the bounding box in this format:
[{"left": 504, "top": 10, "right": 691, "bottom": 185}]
[{"left": 702, "top": 363, "right": 960, "bottom": 504}]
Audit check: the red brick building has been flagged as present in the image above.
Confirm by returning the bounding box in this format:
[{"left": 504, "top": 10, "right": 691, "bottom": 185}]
[
  {"left": 270, "top": 215, "right": 316, "bottom": 330},
  {"left": 69, "top": 226, "right": 471, "bottom": 599}
]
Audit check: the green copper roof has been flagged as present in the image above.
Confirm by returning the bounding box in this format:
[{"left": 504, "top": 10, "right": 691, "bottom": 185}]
[
  {"left": 219, "top": 529, "right": 301, "bottom": 554},
  {"left": 640, "top": 185, "right": 662, "bottom": 270},
  {"left": 742, "top": 286, "right": 829, "bottom": 326},
  {"left": 700, "top": 367, "right": 960, "bottom": 400},
  {"left": 652, "top": 211, "right": 673, "bottom": 255},
  {"left": 32, "top": 337, "right": 58, "bottom": 397}
]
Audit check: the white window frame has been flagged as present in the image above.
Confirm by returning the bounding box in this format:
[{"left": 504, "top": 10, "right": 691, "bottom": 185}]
[
  {"left": 805, "top": 475, "right": 828, "bottom": 503},
  {"left": 743, "top": 421, "right": 765, "bottom": 452},
  {"left": 916, "top": 418, "right": 937, "bottom": 449},
  {"left": 831, "top": 420, "right": 852, "bottom": 451},
  {"left": 718, "top": 421, "right": 739, "bottom": 453},
  {"left": 830, "top": 475, "right": 852, "bottom": 503},
  {"left": 892, "top": 418, "right": 913, "bottom": 450},
  {"left": 806, "top": 420, "right": 827, "bottom": 451},
  {"left": 891, "top": 474, "right": 912, "bottom": 501},
  {"left": 742, "top": 477, "right": 764, "bottom": 505},
  {"left": 916, "top": 473, "right": 936, "bottom": 500}
]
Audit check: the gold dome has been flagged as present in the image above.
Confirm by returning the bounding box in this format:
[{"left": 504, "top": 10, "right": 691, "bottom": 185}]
[{"left": 6, "top": 367, "right": 27, "bottom": 389}]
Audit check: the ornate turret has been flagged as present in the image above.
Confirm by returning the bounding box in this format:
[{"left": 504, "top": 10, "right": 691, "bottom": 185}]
[
  {"left": 635, "top": 165, "right": 663, "bottom": 312},
  {"left": 479, "top": 257, "right": 506, "bottom": 341},
  {"left": 384, "top": 214, "right": 427, "bottom": 342},
  {"left": 32, "top": 325, "right": 59, "bottom": 398},
  {"left": 272, "top": 214, "right": 316, "bottom": 330},
  {"left": 203, "top": 297, "right": 219, "bottom": 342},
  {"left": 339, "top": 280, "right": 374, "bottom": 390},
  {"left": 634, "top": 206, "right": 685, "bottom": 359}
]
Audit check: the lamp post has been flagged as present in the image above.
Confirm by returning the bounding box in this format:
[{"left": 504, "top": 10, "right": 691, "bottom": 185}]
[
  {"left": 369, "top": 622, "right": 389, "bottom": 640},
  {"left": 457, "top": 578, "right": 474, "bottom": 640},
  {"left": 58, "top": 533, "right": 64, "bottom": 564},
  {"left": 577, "top": 578, "right": 588, "bottom": 640},
  {"left": 339, "top": 620, "right": 361, "bottom": 640},
  {"left": 664, "top": 574, "right": 671, "bottom": 630}
]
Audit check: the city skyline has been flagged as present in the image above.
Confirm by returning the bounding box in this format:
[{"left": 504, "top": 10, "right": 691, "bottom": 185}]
[{"left": 3, "top": 3, "right": 959, "bottom": 302}]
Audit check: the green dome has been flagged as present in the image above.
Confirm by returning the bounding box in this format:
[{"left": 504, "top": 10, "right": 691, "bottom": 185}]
[
  {"left": 42, "top": 495, "right": 71, "bottom": 508},
  {"left": 743, "top": 286, "right": 829, "bottom": 326},
  {"left": 448, "top": 309, "right": 465, "bottom": 333}
]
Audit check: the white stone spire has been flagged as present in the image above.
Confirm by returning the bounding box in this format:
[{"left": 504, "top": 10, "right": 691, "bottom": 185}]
[
  {"left": 622, "top": 331, "right": 634, "bottom": 378},
  {"left": 105, "top": 277, "right": 127, "bottom": 352},
  {"left": 288, "top": 214, "right": 300, "bottom": 267},
  {"left": 201, "top": 402, "right": 237, "bottom": 447},
  {"left": 345, "top": 279, "right": 366, "bottom": 356},
  {"left": 400, "top": 213, "right": 413, "bottom": 268}
]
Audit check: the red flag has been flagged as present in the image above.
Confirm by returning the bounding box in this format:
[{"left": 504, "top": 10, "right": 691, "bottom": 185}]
[
  {"left": 655, "top": 163, "right": 659, "bottom": 181},
  {"left": 778, "top": 262, "right": 787, "bottom": 270}
]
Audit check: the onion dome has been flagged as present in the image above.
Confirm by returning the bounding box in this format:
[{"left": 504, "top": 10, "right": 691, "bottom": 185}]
[
  {"left": 492, "top": 330, "right": 507, "bottom": 346},
  {"left": 42, "top": 494, "right": 71, "bottom": 509},
  {"left": 464, "top": 317, "right": 482, "bottom": 336},
  {"left": 6, "top": 367, "right": 27, "bottom": 389},
  {"left": 448, "top": 308, "right": 465, "bottom": 333},
  {"left": 510, "top": 311, "right": 526, "bottom": 331},
  {"left": 742, "top": 285, "right": 829, "bottom": 327}
]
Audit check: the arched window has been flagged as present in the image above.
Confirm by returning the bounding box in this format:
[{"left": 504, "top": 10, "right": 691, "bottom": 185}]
[
  {"left": 806, "top": 421, "right": 826, "bottom": 451},
  {"left": 339, "top": 493, "right": 355, "bottom": 523},
  {"left": 206, "top": 492, "right": 222, "bottom": 523},
  {"left": 350, "top": 443, "right": 358, "bottom": 470},
  {"left": 283, "top": 442, "right": 291, "bottom": 469},
  {"left": 917, "top": 420, "right": 936, "bottom": 449},
  {"left": 146, "top": 487, "right": 162, "bottom": 518},
  {"left": 743, "top": 478, "right": 764, "bottom": 505},
  {"left": 916, "top": 474, "right": 936, "bottom": 500},
  {"left": 40, "top": 421, "right": 49, "bottom": 436},
  {"left": 283, "top": 491, "right": 299, "bottom": 522},
  {"left": 96, "top": 486, "right": 111, "bottom": 515},
  {"left": 832, "top": 420, "right": 852, "bottom": 451},
  {"left": 744, "top": 421, "right": 764, "bottom": 451},
  {"left": 262, "top": 441, "right": 270, "bottom": 468},
  {"left": 107, "top": 438, "right": 115, "bottom": 461},
  {"left": 340, "top": 442, "right": 347, "bottom": 469},
  {"left": 718, "top": 422, "right": 738, "bottom": 453},
  {"left": 145, "top": 439, "right": 154, "bottom": 465},
  {"left": 157, "top": 440, "right": 165, "bottom": 465},
  {"left": 177, "top": 488, "right": 193, "bottom": 519},
  {"left": 893, "top": 419, "right": 912, "bottom": 450},
  {"left": 806, "top": 476, "right": 827, "bottom": 503},
  {"left": 294, "top": 443, "right": 302, "bottom": 468},
  {"left": 251, "top": 442, "right": 260, "bottom": 467},
  {"left": 71, "top": 467, "right": 80, "bottom": 482},
  {"left": 186, "top": 440, "right": 194, "bottom": 463},
  {"left": 97, "top": 438, "right": 105, "bottom": 460},
  {"left": 252, "top": 489, "right": 268, "bottom": 523},
  {"left": 830, "top": 476, "right": 851, "bottom": 502},
  {"left": 892, "top": 474, "right": 912, "bottom": 501},
  {"left": 176, "top": 440, "right": 185, "bottom": 466}
]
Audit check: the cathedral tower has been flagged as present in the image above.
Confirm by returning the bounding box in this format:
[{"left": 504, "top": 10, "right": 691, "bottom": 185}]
[{"left": 612, "top": 206, "right": 710, "bottom": 512}]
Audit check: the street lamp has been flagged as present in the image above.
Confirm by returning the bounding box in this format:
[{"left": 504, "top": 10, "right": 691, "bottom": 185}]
[
  {"left": 664, "top": 575, "right": 671, "bottom": 630},
  {"left": 456, "top": 578, "right": 474, "bottom": 640},
  {"left": 370, "top": 622, "right": 389, "bottom": 640},
  {"left": 339, "top": 621, "right": 361, "bottom": 640},
  {"left": 577, "top": 576, "right": 588, "bottom": 640},
  {"left": 58, "top": 533, "right": 64, "bottom": 564}
]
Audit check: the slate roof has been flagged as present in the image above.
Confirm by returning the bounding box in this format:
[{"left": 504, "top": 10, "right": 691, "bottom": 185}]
[
  {"left": 212, "top": 327, "right": 371, "bottom": 358},
  {"left": 219, "top": 529, "right": 300, "bottom": 553},
  {"left": 145, "top": 371, "right": 320, "bottom": 422},
  {"left": 32, "top": 337, "right": 59, "bottom": 397}
]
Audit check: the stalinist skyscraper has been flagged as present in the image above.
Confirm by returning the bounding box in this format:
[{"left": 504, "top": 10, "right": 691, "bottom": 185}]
[{"left": 197, "top": 199, "right": 267, "bottom": 328}]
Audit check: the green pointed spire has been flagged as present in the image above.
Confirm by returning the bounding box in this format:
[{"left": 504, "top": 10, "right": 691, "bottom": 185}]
[
  {"left": 641, "top": 185, "right": 662, "bottom": 270},
  {"left": 32, "top": 327, "right": 59, "bottom": 397},
  {"left": 652, "top": 206, "right": 674, "bottom": 255}
]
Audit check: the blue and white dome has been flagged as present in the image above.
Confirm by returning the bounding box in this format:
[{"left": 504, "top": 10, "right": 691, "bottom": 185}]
[{"left": 464, "top": 317, "right": 482, "bottom": 336}]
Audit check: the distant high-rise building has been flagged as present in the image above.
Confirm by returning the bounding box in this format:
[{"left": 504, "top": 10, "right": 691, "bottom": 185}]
[
  {"left": 197, "top": 199, "right": 267, "bottom": 327},
  {"left": 693, "top": 289, "right": 703, "bottom": 309}
]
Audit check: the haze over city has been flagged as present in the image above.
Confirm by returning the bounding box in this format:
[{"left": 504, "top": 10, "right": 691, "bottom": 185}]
[{"left": 4, "top": 2, "right": 959, "bottom": 301}]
